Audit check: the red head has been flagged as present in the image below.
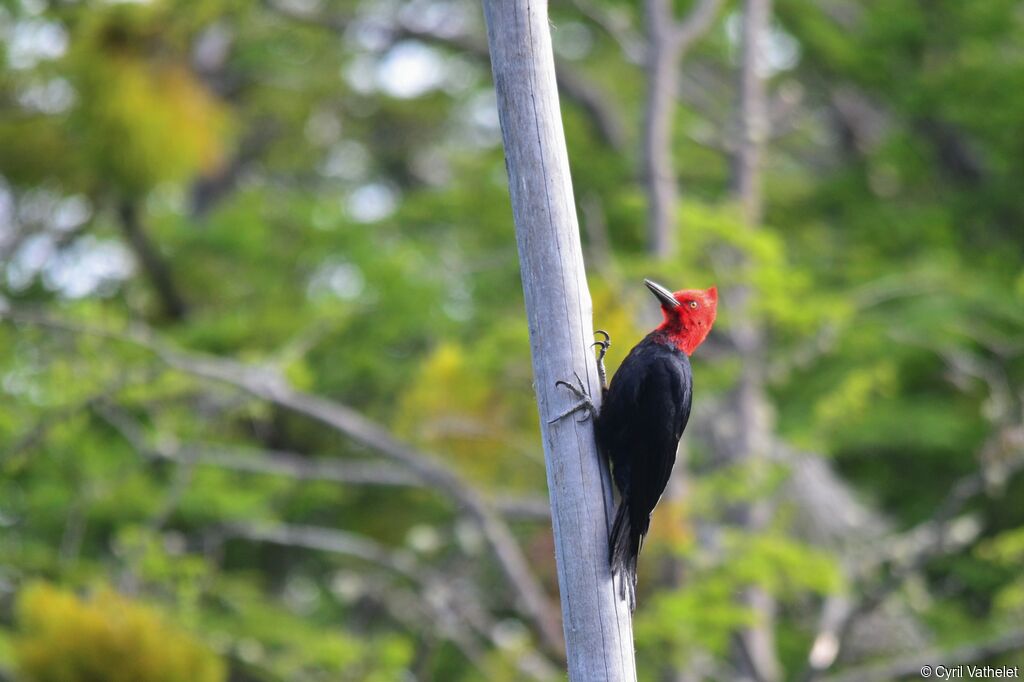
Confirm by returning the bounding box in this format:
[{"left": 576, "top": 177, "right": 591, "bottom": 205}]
[{"left": 645, "top": 278, "right": 718, "bottom": 355}]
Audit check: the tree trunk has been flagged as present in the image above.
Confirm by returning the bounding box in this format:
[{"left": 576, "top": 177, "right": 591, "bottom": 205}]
[
  {"left": 643, "top": 0, "right": 681, "bottom": 259},
  {"left": 728, "top": 0, "right": 781, "bottom": 680},
  {"left": 481, "top": 1, "right": 638, "bottom": 679},
  {"left": 640, "top": 0, "right": 723, "bottom": 258},
  {"left": 732, "top": 0, "right": 770, "bottom": 227}
]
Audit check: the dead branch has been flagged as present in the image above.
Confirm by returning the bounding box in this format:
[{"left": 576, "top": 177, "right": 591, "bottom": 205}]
[
  {"left": 1, "top": 309, "right": 564, "bottom": 658},
  {"left": 96, "top": 403, "right": 551, "bottom": 520},
  {"left": 263, "top": 0, "right": 625, "bottom": 149},
  {"left": 820, "top": 628, "right": 1024, "bottom": 682},
  {"left": 225, "top": 521, "right": 559, "bottom": 680},
  {"left": 801, "top": 435, "right": 1024, "bottom": 680}
]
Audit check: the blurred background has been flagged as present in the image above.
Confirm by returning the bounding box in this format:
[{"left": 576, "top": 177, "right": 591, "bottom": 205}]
[{"left": 1, "top": 0, "right": 1023, "bottom": 680}]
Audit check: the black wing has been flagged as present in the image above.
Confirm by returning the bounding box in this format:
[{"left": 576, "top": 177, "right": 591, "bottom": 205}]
[{"left": 596, "top": 337, "right": 693, "bottom": 522}]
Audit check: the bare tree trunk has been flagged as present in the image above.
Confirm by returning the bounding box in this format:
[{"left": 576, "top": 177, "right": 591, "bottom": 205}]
[
  {"left": 481, "top": 0, "right": 637, "bottom": 679},
  {"left": 637, "top": 1, "right": 724, "bottom": 678},
  {"left": 643, "top": 0, "right": 681, "bottom": 259},
  {"left": 641, "top": 0, "right": 723, "bottom": 257},
  {"left": 728, "top": 0, "right": 781, "bottom": 680},
  {"left": 732, "top": 0, "right": 771, "bottom": 226}
]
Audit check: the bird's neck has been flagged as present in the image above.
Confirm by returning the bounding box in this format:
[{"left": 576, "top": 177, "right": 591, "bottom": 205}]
[{"left": 652, "top": 321, "right": 704, "bottom": 356}]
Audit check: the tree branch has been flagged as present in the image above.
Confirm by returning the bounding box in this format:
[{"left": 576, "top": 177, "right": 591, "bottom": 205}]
[
  {"left": 116, "top": 200, "right": 188, "bottom": 321},
  {"left": 190, "top": 127, "right": 275, "bottom": 218},
  {"left": 263, "top": 0, "right": 626, "bottom": 149},
  {"left": 560, "top": 0, "right": 644, "bottom": 64},
  {"left": 224, "top": 521, "right": 559, "bottom": 680},
  {"left": 821, "top": 628, "right": 1024, "bottom": 682},
  {"left": 395, "top": 24, "right": 628, "bottom": 151},
  {"left": 3, "top": 374, "right": 147, "bottom": 461},
  {"left": 0, "top": 309, "right": 565, "bottom": 657},
  {"left": 96, "top": 402, "right": 551, "bottom": 520},
  {"left": 671, "top": 0, "right": 724, "bottom": 53},
  {"left": 801, "top": 435, "right": 1024, "bottom": 680}
]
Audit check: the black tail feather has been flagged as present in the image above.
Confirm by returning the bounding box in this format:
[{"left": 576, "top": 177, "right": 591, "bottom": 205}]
[{"left": 609, "top": 500, "right": 645, "bottom": 611}]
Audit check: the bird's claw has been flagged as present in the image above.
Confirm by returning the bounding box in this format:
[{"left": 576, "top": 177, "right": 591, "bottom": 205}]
[
  {"left": 592, "top": 330, "right": 611, "bottom": 391},
  {"left": 550, "top": 371, "right": 598, "bottom": 424},
  {"left": 555, "top": 371, "right": 588, "bottom": 397},
  {"left": 550, "top": 330, "right": 613, "bottom": 424}
]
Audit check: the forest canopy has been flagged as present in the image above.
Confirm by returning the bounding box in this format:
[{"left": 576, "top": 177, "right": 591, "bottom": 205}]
[{"left": 0, "top": 0, "right": 1022, "bottom": 680}]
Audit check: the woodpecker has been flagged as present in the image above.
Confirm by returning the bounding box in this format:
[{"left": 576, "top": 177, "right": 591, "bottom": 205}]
[{"left": 551, "top": 279, "right": 718, "bottom": 610}]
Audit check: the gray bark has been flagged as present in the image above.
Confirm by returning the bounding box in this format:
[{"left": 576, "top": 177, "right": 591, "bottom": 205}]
[
  {"left": 732, "top": 0, "right": 771, "bottom": 226},
  {"left": 641, "top": 0, "right": 723, "bottom": 258},
  {"left": 643, "top": 0, "right": 681, "bottom": 259},
  {"left": 481, "top": 0, "right": 637, "bottom": 679},
  {"left": 727, "top": 0, "right": 781, "bottom": 680}
]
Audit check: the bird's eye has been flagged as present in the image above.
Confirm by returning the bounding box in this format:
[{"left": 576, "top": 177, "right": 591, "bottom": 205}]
[{"left": 688, "top": 301, "right": 698, "bottom": 309}]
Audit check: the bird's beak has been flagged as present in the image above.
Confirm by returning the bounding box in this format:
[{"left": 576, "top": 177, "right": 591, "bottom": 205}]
[{"left": 644, "top": 278, "right": 679, "bottom": 308}]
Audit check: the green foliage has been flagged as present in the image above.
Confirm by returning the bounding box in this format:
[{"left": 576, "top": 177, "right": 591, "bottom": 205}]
[
  {"left": 977, "top": 529, "right": 1024, "bottom": 618},
  {"left": 0, "top": 1, "right": 231, "bottom": 197},
  {"left": 636, "top": 528, "right": 841, "bottom": 667},
  {"left": 72, "top": 57, "right": 229, "bottom": 196},
  {"left": 2, "top": 0, "right": 1023, "bottom": 679},
  {"left": 14, "top": 583, "right": 225, "bottom": 682},
  {"left": 636, "top": 580, "right": 755, "bottom": 665},
  {"left": 201, "top": 579, "right": 415, "bottom": 681},
  {"left": 394, "top": 325, "right": 545, "bottom": 491}
]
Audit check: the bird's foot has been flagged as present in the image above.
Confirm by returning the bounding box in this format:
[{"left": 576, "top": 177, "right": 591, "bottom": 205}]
[
  {"left": 592, "top": 330, "right": 611, "bottom": 391},
  {"left": 549, "top": 371, "right": 598, "bottom": 424}
]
